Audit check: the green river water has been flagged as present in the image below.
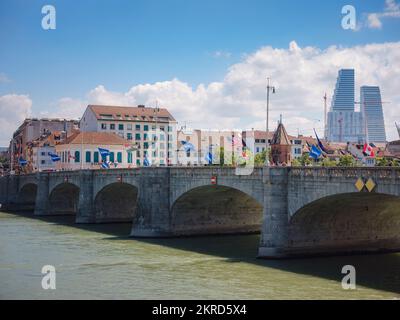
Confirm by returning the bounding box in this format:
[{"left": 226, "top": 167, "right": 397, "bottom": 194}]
[{"left": 0, "top": 211, "right": 399, "bottom": 300}]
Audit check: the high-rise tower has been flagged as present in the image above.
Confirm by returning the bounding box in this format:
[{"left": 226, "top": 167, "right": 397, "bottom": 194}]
[
  {"left": 331, "top": 69, "right": 355, "bottom": 112},
  {"left": 360, "top": 86, "right": 386, "bottom": 143},
  {"left": 327, "top": 69, "right": 364, "bottom": 143}
]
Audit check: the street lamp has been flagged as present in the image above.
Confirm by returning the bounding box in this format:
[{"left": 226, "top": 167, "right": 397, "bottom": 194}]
[{"left": 265, "top": 77, "right": 276, "bottom": 166}]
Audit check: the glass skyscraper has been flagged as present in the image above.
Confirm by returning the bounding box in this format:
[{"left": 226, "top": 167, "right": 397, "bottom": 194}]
[
  {"left": 360, "top": 86, "right": 387, "bottom": 143},
  {"left": 331, "top": 69, "right": 355, "bottom": 112},
  {"left": 327, "top": 69, "right": 365, "bottom": 143}
]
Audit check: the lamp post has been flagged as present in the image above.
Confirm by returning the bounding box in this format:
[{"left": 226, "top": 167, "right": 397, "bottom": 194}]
[{"left": 266, "top": 77, "right": 276, "bottom": 166}]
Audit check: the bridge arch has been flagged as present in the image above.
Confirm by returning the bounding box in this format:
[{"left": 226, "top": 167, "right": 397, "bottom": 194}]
[
  {"left": 94, "top": 182, "right": 139, "bottom": 223},
  {"left": 170, "top": 184, "right": 263, "bottom": 236},
  {"left": 16, "top": 183, "right": 38, "bottom": 211},
  {"left": 287, "top": 192, "right": 400, "bottom": 254},
  {"left": 48, "top": 182, "right": 80, "bottom": 215}
]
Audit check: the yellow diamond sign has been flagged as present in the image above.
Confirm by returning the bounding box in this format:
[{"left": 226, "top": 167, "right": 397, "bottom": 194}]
[
  {"left": 365, "top": 178, "right": 376, "bottom": 192},
  {"left": 355, "top": 178, "right": 365, "bottom": 192}
]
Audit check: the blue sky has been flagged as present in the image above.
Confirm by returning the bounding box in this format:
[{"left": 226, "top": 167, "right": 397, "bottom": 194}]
[{"left": 0, "top": 0, "right": 400, "bottom": 144}]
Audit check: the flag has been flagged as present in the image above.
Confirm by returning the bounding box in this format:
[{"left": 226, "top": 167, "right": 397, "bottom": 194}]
[
  {"left": 227, "top": 135, "right": 241, "bottom": 146},
  {"left": 313, "top": 129, "right": 329, "bottom": 153},
  {"left": 98, "top": 147, "right": 110, "bottom": 159},
  {"left": 101, "top": 161, "right": 110, "bottom": 169},
  {"left": 143, "top": 157, "right": 151, "bottom": 167},
  {"left": 19, "top": 157, "right": 28, "bottom": 166},
  {"left": 48, "top": 152, "right": 61, "bottom": 162},
  {"left": 181, "top": 141, "right": 195, "bottom": 152},
  {"left": 363, "top": 143, "right": 375, "bottom": 157},
  {"left": 205, "top": 152, "right": 213, "bottom": 164},
  {"left": 309, "top": 145, "right": 322, "bottom": 160},
  {"left": 306, "top": 141, "right": 313, "bottom": 151}
]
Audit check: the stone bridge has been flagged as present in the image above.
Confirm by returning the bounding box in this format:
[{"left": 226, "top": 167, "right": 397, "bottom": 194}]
[{"left": 0, "top": 167, "right": 399, "bottom": 258}]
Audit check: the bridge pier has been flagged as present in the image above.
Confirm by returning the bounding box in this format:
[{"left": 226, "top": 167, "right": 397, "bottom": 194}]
[
  {"left": 34, "top": 174, "right": 50, "bottom": 216},
  {"left": 76, "top": 171, "right": 96, "bottom": 223},
  {"left": 131, "top": 169, "right": 172, "bottom": 237},
  {"left": 258, "top": 168, "right": 290, "bottom": 259}
]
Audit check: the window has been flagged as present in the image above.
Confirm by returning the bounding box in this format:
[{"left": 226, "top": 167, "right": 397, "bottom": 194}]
[
  {"left": 118, "top": 124, "right": 124, "bottom": 130},
  {"left": 160, "top": 126, "right": 165, "bottom": 131},
  {"left": 160, "top": 143, "right": 165, "bottom": 149},
  {"left": 168, "top": 126, "right": 173, "bottom": 132},
  {"left": 127, "top": 152, "right": 133, "bottom": 164},
  {"left": 117, "top": 152, "right": 122, "bottom": 163},
  {"left": 160, "top": 134, "right": 165, "bottom": 141},
  {"left": 136, "top": 159, "right": 141, "bottom": 166},
  {"left": 135, "top": 133, "right": 141, "bottom": 141},
  {"left": 168, "top": 143, "right": 172, "bottom": 149},
  {"left": 101, "top": 123, "right": 107, "bottom": 130},
  {"left": 94, "top": 151, "right": 99, "bottom": 163},
  {"left": 135, "top": 124, "right": 141, "bottom": 131},
  {"left": 152, "top": 125, "right": 156, "bottom": 131},
  {"left": 85, "top": 151, "right": 91, "bottom": 163},
  {"left": 255, "top": 139, "right": 260, "bottom": 143},
  {"left": 256, "top": 147, "right": 260, "bottom": 153},
  {"left": 143, "top": 133, "right": 148, "bottom": 141},
  {"left": 144, "top": 142, "right": 149, "bottom": 149},
  {"left": 144, "top": 150, "right": 148, "bottom": 157},
  {"left": 127, "top": 124, "right": 132, "bottom": 130},
  {"left": 74, "top": 151, "right": 80, "bottom": 163},
  {"left": 136, "top": 150, "right": 141, "bottom": 157},
  {"left": 160, "top": 151, "right": 164, "bottom": 157},
  {"left": 109, "top": 152, "right": 115, "bottom": 162},
  {"left": 127, "top": 133, "right": 132, "bottom": 140},
  {"left": 144, "top": 125, "right": 149, "bottom": 131},
  {"left": 41, "top": 151, "right": 45, "bottom": 156},
  {"left": 110, "top": 124, "right": 115, "bottom": 130},
  {"left": 152, "top": 151, "right": 157, "bottom": 157},
  {"left": 168, "top": 134, "right": 173, "bottom": 141},
  {"left": 41, "top": 160, "right": 45, "bottom": 164}
]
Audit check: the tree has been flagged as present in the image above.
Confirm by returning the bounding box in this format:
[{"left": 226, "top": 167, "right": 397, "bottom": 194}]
[
  {"left": 298, "top": 153, "right": 312, "bottom": 166},
  {"left": 254, "top": 150, "right": 268, "bottom": 166},
  {"left": 291, "top": 158, "right": 301, "bottom": 167},
  {"left": 218, "top": 147, "right": 225, "bottom": 166},
  {"left": 376, "top": 157, "right": 389, "bottom": 167},
  {"left": 321, "top": 157, "right": 337, "bottom": 167},
  {"left": 338, "top": 154, "right": 355, "bottom": 167}
]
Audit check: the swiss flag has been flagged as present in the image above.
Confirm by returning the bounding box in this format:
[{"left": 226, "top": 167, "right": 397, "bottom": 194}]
[{"left": 363, "top": 143, "right": 375, "bottom": 157}]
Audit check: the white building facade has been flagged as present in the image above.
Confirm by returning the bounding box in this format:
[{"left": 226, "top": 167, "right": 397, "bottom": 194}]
[{"left": 80, "top": 105, "right": 177, "bottom": 166}]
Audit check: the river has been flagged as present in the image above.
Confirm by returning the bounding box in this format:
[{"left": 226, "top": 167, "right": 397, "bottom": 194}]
[{"left": 0, "top": 211, "right": 399, "bottom": 299}]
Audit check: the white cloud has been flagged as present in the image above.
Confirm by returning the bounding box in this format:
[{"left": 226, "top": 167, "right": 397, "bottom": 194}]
[
  {"left": 48, "top": 41, "right": 400, "bottom": 141},
  {"left": 0, "top": 73, "right": 11, "bottom": 83},
  {"left": 366, "top": 0, "right": 400, "bottom": 29},
  {"left": 0, "top": 94, "right": 32, "bottom": 146},
  {"left": 39, "top": 97, "right": 86, "bottom": 120},
  {"left": 212, "top": 51, "right": 232, "bottom": 59}
]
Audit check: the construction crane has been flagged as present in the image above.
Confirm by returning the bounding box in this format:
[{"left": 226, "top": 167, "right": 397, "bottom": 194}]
[{"left": 323, "top": 93, "right": 328, "bottom": 141}]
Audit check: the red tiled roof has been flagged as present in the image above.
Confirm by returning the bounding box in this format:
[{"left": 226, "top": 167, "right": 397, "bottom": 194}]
[
  {"left": 61, "top": 132, "right": 129, "bottom": 145},
  {"left": 88, "top": 105, "right": 176, "bottom": 122}
]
